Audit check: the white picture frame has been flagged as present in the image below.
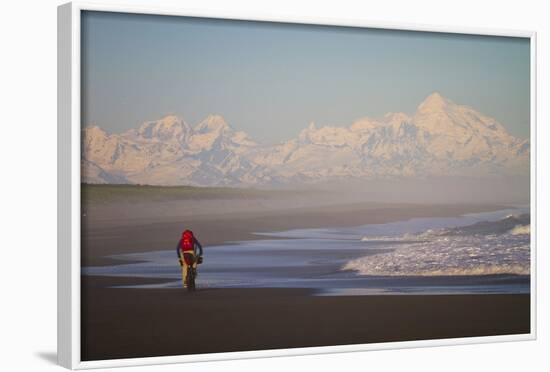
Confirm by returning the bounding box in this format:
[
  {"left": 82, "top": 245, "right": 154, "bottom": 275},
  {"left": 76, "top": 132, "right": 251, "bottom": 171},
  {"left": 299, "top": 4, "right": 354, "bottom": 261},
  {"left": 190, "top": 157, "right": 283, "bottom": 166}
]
[{"left": 58, "top": 1, "right": 537, "bottom": 369}]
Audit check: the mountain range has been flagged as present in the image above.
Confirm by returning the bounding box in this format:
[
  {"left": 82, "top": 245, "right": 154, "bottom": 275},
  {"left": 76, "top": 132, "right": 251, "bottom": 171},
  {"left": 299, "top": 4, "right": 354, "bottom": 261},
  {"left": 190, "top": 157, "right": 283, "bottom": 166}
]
[{"left": 82, "top": 93, "right": 529, "bottom": 187}]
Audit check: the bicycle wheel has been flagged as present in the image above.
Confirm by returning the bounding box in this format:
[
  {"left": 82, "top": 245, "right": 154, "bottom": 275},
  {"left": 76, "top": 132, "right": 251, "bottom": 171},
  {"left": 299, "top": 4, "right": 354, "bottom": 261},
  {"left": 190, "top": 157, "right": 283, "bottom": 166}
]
[{"left": 186, "top": 269, "right": 196, "bottom": 292}]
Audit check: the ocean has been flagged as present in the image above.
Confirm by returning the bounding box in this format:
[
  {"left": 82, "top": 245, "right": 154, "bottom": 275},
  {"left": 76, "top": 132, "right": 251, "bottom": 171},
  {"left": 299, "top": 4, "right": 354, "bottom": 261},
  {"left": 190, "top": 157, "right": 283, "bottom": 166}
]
[{"left": 83, "top": 207, "right": 530, "bottom": 295}]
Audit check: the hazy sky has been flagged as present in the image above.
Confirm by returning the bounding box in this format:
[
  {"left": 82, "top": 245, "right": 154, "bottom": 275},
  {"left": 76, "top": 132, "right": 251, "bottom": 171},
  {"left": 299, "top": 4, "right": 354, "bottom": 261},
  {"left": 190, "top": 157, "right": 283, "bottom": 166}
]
[{"left": 81, "top": 11, "right": 530, "bottom": 143}]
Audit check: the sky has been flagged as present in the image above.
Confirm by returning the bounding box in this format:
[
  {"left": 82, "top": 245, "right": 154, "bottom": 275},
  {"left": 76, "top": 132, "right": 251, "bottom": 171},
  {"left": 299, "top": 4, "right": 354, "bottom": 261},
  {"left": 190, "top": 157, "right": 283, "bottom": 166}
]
[{"left": 81, "top": 11, "right": 531, "bottom": 143}]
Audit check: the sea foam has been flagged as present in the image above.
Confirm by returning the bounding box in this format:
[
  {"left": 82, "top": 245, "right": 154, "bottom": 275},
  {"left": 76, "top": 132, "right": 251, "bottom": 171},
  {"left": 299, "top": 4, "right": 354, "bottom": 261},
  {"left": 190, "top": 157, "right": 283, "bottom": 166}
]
[
  {"left": 344, "top": 216, "right": 530, "bottom": 277},
  {"left": 509, "top": 224, "right": 530, "bottom": 235}
]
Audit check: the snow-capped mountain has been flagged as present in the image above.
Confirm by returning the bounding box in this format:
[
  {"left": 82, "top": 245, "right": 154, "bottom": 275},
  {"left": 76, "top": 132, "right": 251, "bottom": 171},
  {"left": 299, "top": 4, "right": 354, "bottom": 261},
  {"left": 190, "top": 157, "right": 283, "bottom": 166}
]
[
  {"left": 82, "top": 114, "right": 261, "bottom": 185},
  {"left": 82, "top": 93, "right": 529, "bottom": 186}
]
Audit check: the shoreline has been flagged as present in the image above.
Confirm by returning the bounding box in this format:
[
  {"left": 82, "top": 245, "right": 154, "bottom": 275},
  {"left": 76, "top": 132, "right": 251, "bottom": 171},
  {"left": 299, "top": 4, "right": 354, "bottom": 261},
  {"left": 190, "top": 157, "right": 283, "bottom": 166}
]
[
  {"left": 81, "top": 203, "right": 531, "bottom": 361},
  {"left": 82, "top": 202, "right": 511, "bottom": 266}
]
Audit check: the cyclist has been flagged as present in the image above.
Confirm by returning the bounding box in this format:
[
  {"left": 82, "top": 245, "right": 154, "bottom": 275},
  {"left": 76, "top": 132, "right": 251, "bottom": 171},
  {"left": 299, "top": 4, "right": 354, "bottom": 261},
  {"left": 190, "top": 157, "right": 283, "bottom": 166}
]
[{"left": 176, "top": 229, "right": 203, "bottom": 288}]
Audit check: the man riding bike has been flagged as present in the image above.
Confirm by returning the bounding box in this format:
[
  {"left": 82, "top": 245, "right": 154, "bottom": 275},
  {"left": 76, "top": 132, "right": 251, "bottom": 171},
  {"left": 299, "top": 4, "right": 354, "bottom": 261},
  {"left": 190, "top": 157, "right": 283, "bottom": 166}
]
[{"left": 176, "top": 229, "right": 203, "bottom": 289}]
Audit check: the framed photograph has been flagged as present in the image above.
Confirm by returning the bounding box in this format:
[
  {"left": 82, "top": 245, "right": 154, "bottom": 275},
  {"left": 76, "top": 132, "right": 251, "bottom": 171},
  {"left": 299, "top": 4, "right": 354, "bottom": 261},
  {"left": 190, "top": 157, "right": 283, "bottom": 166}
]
[{"left": 58, "top": 1, "right": 536, "bottom": 369}]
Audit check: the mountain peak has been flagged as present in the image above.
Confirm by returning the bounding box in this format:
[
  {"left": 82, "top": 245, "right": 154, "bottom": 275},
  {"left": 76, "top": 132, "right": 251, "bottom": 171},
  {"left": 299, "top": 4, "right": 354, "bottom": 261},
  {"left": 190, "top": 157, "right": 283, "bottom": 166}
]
[
  {"left": 384, "top": 112, "right": 411, "bottom": 126},
  {"left": 298, "top": 122, "right": 318, "bottom": 142},
  {"left": 350, "top": 117, "right": 379, "bottom": 132},
  {"left": 158, "top": 114, "right": 183, "bottom": 126},
  {"left": 195, "top": 115, "right": 231, "bottom": 133},
  {"left": 417, "top": 92, "right": 451, "bottom": 112},
  {"left": 137, "top": 115, "right": 190, "bottom": 140},
  {"left": 82, "top": 95, "right": 529, "bottom": 186},
  {"left": 84, "top": 125, "right": 108, "bottom": 138}
]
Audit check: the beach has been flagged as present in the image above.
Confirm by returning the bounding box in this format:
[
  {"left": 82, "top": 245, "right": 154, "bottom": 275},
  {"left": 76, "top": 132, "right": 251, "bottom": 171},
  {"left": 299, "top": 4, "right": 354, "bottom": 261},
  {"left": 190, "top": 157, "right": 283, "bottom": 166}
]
[
  {"left": 81, "top": 198, "right": 511, "bottom": 266},
  {"left": 82, "top": 276, "right": 529, "bottom": 361},
  {"left": 81, "top": 199, "right": 530, "bottom": 361}
]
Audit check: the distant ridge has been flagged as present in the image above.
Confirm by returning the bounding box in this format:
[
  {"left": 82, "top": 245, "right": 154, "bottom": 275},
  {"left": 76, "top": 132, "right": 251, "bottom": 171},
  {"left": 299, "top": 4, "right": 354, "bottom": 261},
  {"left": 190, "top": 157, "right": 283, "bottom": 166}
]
[{"left": 82, "top": 93, "right": 529, "bottom": 186}]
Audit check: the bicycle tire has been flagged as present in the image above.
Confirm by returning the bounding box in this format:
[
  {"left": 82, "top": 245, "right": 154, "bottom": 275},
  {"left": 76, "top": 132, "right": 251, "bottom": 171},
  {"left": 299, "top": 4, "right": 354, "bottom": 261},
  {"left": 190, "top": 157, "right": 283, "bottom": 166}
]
[{"left": 186, "top": 269, "right": 196, "bottom": 292}]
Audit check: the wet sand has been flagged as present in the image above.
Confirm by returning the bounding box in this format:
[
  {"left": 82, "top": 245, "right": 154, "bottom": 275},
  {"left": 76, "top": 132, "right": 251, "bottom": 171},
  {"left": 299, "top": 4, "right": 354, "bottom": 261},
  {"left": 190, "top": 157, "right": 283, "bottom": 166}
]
[
  {"left": 82, "top": 202, "right": 508, "bottom": 266},
  {"left": 81, "top": 202, "right": 530, "bottom": 361},
  {"left": 82, "top": 276, "right": 530, "bottom": 361}
]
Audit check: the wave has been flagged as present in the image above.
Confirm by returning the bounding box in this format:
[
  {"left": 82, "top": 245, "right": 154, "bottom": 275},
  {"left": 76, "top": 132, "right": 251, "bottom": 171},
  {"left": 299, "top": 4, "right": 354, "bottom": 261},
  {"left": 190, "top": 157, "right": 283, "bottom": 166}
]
[
  {"left": 509, "top": 224, "right": 530, "bottom": 235},
  {"left": 348, "top": 214, "right": 531, "bottom": 277},
  {"left": 439, "top": 213, "right": 530, "bottom": 236},
  {"left": 343, "top": 259, "right": 530, "bottom": 277},
  {"left": 360, "top": 235, "right": 414, "bottom": 242}
]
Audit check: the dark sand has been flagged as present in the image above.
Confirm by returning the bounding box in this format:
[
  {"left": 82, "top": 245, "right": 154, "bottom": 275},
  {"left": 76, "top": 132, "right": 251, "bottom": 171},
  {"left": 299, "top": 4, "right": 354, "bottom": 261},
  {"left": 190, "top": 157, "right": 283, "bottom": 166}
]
[
  {"left": 82, "top": 276, "right": 530, "bottom": 361},
  {"left": 81, "top": 202, "right": 530, "bottom": 361}
]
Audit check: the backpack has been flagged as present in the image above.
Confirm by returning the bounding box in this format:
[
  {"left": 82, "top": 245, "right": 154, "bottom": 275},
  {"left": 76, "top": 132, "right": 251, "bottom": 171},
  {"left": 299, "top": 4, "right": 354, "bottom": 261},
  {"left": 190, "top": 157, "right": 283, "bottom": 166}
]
[{"left": 181, "top": 230, "right": 194, "bottom": 252}]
